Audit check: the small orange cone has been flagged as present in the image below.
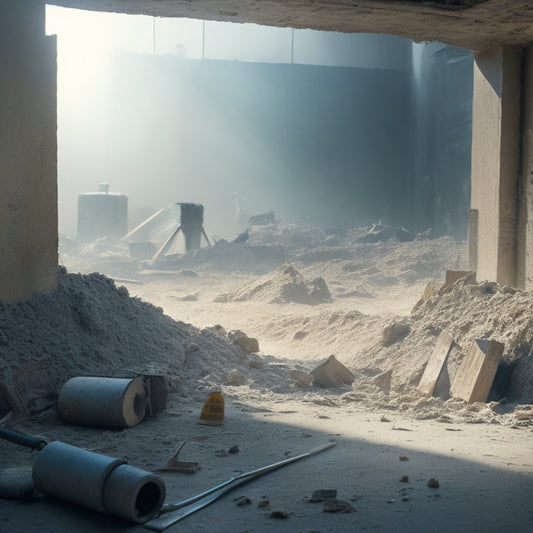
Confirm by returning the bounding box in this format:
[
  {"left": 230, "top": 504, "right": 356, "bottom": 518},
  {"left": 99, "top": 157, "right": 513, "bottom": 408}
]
[{"left": 198, "top": 391, "right": 224, "bottom": 425}]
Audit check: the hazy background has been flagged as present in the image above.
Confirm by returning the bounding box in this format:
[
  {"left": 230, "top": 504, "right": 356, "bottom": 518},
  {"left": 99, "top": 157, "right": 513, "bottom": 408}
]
[{"left": 46, "top": 6, "right": 473, "bottom": 241}]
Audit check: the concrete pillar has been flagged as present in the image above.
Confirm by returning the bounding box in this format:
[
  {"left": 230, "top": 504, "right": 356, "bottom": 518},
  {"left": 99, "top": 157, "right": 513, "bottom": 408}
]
[
  {"left": 470, "top": 46, "right": 522, "bottom": 287},
  {"left": 0, "top": 1, "right": 58, "bottom": 303},
  {"left": 517, "top": 45, "right": 533, "bottom": 289}
]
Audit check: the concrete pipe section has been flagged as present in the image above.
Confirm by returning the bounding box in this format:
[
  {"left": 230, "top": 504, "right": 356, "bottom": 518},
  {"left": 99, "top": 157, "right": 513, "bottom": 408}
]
[
  {"left": 58, "top": 376, "right": 147, "bottom": 428},
  {"left": 32, "top": 441, "right": 166, "bottom": 523}
]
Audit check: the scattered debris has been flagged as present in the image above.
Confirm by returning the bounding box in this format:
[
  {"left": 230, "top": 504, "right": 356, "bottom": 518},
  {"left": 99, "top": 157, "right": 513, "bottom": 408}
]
[
  {"left": 382, "top": 320, "right": 410, "bottom": 346},
  {"left": 269, "top": 510, "right": 289, "bottom": 519},
  {"left": 157, "top": 442, "right": 200, "bottom": 474},
  {"left": 248, "top": 211, "right": 276, "bottom": 226},
  {"left": 399, "top": 456, "right": 409, "bottom": 462},
  {"left": 290, "top": 369, "right": 314, "bottom": 388},
  {"left": 411, "top": 281, "right": 444, "bottom": 313},
  {"left": 198, "top": 391, "right": 224, "bottom": 425},
  {"left": 373, "top": 369, "right": 392, "bottom": 393},
  {"left": 324, "top": 499, "right": 357, "bottom": 513},
  {"left": 228, "top": 330, "right": 260, "bottom": 353},
  {"left": 309, "top": 489, "right": 337, "bottom": 502},
  {"left": 355, "top": 223, "right": 416, "bottom": 244},
  {"left": 228, "top": 445, "right": 239, "bottom": 454},
  {"left": 234, "top": 495, "right": 252, "bottom": 506},
  {"left": 214, "top": 449, "right": 228, "bottom": 457},
  {"left": 226, "top": 369, "right": 247, "bottom": 386},
  {"left": 311, "top": 355, "right": 355, "bottom": 388},
  {"left": 399, "top": 475, "right": 409, "bottom": 483},
  {"left": 443, "top": 270, "right": 476, "bottom": 289},
  {"left": 514, "top": 404, "right": 533, "bottom": 419},
  {"left": 427, "top": 478, "right": 440, "bottom": 489},
  {"left": 150, "top": 442, "right": 336, "bottom": 531},
  {"left": 257, "top": 497, "right": 270, "bottom": 509}
]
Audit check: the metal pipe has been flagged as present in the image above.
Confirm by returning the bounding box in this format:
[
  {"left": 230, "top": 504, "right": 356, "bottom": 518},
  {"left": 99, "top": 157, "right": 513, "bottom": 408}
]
[{"left": 0, "top": 427, "right": 47, "bottom": 450}]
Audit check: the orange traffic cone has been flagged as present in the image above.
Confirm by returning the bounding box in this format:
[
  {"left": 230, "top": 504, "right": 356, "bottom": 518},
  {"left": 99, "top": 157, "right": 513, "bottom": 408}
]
[{"left": 198, "top": 391, "right": 224, "bottom": 425}]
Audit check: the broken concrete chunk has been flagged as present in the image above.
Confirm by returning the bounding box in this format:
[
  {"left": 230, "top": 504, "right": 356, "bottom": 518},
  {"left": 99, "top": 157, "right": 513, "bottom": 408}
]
[
  {"left": 411, "top": 281, "right": 444, "bottom": 313},
  {"left": 514, "top": 404, "right": 533, "bottom": 419},
  {"left": 311, "top": 355, "right": 354, "bottom": 388},
  {"left": 209, "top": 324, "right": 227, "bottom": 338},
  {"left": 450, "top": 339, "right": 504, "bottom": 404},
  {"left": 372, "top": 369, "right": 392, "bottom": 393},
  {"left": 382, "top": 321, "right": 410, "bottom": 346},
  {"left": 226, "top": 370, "right": 247, "bottom": 386},
  {"left": 228, "top": 330, "right": 260, "bottom": 353},
  {"left": 310, "top": 489, "right": 337, "bottom": 502},
  {"left": 234, "top": 495, "right": 252, "bottom": 506},
  {"left": 257, "top": 497, "right": 270, "bottom": 509},
  {"left": 290, "top": 369, "right": 314, "bottom": 388},
  {"left": 323, "top": 499, "right": 356, "bottom": 513}
]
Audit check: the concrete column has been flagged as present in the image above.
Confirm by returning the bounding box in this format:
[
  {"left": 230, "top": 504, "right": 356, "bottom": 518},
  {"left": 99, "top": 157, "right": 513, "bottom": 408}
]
[
  {"left": 470, "top": 46, "right": 522, "bottom": 287},
  {"left": 517, "top": 45, "right": 533, "bottom": 289},
  {"left": 0, "top": 1, "right": 58, "bottom": 303}
]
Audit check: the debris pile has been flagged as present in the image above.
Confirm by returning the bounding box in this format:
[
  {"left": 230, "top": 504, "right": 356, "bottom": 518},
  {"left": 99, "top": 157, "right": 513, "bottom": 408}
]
[
  {"left": 215, "top": 264, "right": 331, "bottom": 305},
  {"left": 0, "top": 268, "right": 265, "bottom": 417}
]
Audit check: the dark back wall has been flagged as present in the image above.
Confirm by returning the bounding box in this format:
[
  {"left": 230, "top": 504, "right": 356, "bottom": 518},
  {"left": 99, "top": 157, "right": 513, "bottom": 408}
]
[{"left": 62, "top": 54, "right": 413, "bottom": 238}]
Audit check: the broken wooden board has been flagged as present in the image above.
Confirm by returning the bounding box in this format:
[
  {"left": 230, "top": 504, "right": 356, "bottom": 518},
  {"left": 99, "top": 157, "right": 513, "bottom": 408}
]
[
  {"left": 450, "top": 339, "right": 504, "bottom": 403},
  {"left": 417, "top": 330, "right": 454, "bottom": 396}
]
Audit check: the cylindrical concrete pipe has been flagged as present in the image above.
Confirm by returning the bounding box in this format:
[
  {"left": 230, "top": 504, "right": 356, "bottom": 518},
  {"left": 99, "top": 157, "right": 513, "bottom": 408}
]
[
  {"left": 32, "top": 441, "right": 166, "bottom": 523},
  {"left": 58, "top": 376, "right": 147, "bottom": 428},
  {"left": 103, "top": 463, "right": 166, "bottom": 523}
]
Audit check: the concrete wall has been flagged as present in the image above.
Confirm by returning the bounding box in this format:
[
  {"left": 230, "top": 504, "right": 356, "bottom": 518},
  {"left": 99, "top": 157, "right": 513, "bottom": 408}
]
[
  {"left": 0, "top": 1, "right": 58, "bottom": 303},
  {"left": 58, "top": 53, "right": 413, "bottom": 238},
  {"left": 470, "top": 47, "right": 522, "bottom": 286}
]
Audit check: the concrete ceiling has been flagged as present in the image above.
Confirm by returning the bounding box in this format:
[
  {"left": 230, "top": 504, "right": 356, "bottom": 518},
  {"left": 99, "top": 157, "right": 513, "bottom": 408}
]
[{"left": 47, "top": 0, "right": 533, "bottom": 52}]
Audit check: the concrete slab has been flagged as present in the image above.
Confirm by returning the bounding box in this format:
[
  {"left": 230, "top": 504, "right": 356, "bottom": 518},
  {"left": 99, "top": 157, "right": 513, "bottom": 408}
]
[
  {"left": 417, "top": 330, "right": 454, "bottom": 396},
  {"left": 450, "top": 339, "right": 504, "bottom": 403}
]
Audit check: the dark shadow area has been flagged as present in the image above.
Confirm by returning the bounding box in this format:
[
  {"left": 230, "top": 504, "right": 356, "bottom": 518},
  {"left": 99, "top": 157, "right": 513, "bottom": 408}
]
[{"left": 1, "top": 403, "right": 532, "bottom": 533}]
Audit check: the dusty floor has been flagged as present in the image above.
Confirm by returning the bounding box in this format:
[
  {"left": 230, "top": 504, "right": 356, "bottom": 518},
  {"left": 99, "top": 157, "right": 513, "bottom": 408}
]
[{"left": 1, "top": 226, "right": 532, "bottom": 532}]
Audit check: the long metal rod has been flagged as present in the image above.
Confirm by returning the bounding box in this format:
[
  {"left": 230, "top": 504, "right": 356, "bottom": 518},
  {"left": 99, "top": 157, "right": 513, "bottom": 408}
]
[
  {"left": 144, "top": 441, "right": 336, "bottom": 531},
  {"left": 0, "top": 427, "right": 48, "bottom": 451}
]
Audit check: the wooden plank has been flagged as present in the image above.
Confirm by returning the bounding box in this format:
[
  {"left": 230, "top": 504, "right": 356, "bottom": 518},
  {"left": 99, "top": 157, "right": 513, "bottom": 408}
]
[
  {"left": 450, "top": 339, "right": 504, "bottom": 403},
  {"left": 417, "top": 330, "right": 454, "bottom": 396}
]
